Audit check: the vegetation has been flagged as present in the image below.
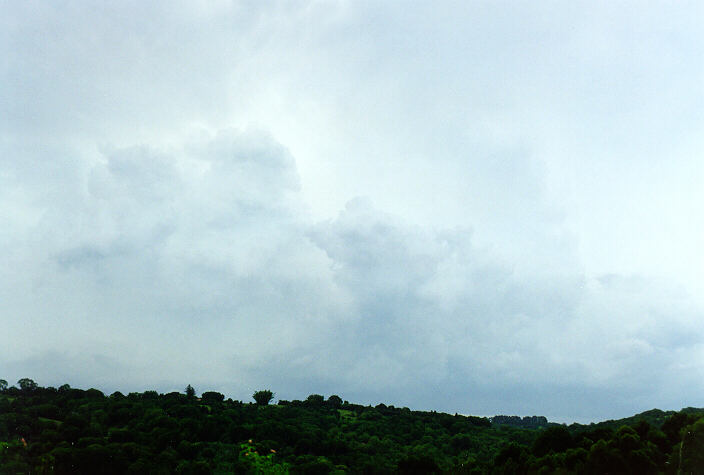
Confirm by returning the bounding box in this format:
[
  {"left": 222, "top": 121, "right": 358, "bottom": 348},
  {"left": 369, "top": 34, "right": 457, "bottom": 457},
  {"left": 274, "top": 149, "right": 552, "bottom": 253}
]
[
  {"left": 0, "top": 378, "right": 703, "bottom": 473},
  {"left": 252, "top": 390, "right": 275, "bottom": 407}
]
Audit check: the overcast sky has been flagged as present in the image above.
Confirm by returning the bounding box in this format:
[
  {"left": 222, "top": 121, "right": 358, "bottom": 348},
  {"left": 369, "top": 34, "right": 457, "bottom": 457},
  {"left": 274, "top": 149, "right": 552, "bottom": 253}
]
[{"left": 2, "top": 1, "right": 704, "bottom": 422}]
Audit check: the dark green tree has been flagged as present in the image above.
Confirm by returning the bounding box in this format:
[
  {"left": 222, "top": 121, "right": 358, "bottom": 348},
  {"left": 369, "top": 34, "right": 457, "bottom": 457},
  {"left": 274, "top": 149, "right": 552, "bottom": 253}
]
[
  {"left": 305, "top": 394, "right": 324, "bottom": 407},
  {"left": 532, "top": 425, "right": 574, "bottom": 456},
  {"left": 397, "top": 453, "right": 441, "bottom": 474},
  {"left": 185, "top": 384, "right": 196, "bottom": 398},
  {"left": 662, "top": 411, "right": 698, "bottom": 444},
  {"left": 17, "top": 378, "right": 38, "bottom": 391},
  {"left": 679, "top": 418, "right": 704, "bottom": 473},
  {"left": 202, "top": 391, "right": 225, "bottom": 404},
  {"left": 0, "top": 379, "right": 7, "bottom": 391},
  {"left": 326, "top": 395, "right": 343, "bottom": 409},
  {"left": 253, "top": 390, "right": 274, "bottom": 406}
]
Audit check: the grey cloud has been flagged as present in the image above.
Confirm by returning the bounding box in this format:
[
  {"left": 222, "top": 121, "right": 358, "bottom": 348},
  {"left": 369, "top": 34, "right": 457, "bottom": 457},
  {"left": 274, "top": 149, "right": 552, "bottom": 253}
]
[
  {"left": 3, "top": 2, "right": 704, "bottom": 422},
  {"left": 307, "top": 199, "right": 704, "bottom": 418},
  {"left": 2, "top": 127, "right": 703, "bottom": 421}
]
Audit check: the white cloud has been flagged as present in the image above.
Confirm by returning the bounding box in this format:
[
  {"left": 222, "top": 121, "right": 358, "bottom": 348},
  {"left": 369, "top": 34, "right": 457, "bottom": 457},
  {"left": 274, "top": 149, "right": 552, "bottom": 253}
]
[
  {"left": 3, "top": 1, "right": 704, "bottom": 421},
  {"left": 2, "top": 127, "right": 703, "bottom": 421}
]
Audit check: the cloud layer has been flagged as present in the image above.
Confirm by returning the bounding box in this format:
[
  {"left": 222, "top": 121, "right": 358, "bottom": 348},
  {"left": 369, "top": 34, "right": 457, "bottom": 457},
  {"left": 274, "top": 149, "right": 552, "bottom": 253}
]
[
  {"left": 3, "top": 2, "right": 704, "bottom": 422},
  {"left": 2, "top": 128, "right": 702, "bottom": 422}
]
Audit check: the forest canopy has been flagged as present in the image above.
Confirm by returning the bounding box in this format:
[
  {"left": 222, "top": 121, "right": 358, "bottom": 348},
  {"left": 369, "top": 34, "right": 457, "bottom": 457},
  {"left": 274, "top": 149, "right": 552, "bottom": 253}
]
[{"left": 1, "top": 379, "right": 703, "bottom": 474}]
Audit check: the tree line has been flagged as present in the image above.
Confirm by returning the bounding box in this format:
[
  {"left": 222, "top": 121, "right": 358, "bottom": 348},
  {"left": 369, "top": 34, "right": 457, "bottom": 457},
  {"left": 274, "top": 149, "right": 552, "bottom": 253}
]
[{"left": 1, "top": 378, "right": 703, "bottom": 473}]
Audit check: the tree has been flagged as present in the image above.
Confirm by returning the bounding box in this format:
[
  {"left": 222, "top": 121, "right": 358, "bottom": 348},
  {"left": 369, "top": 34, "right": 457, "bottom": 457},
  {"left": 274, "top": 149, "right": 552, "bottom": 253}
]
[
  {"left": 397, "top": 453, "right": 441, "bottom": 474},
  {"left": 305, "top": 394, "right": 324, "bottom": 407},
  {"left": 253, "top": 390, "right": 274, "bottom": 406},
  {"left": 185, "top": 384, "right": 196, "bottom": 398},
  {"left": 326, "top": 395, "right": 343, "bottom": 409},
  {"left": 202, "top": 391, "right": 224, "bottom": 404},
  {"left": 532, "top": 425, "right": 574, "bottom": 456},
  {"left": 0, "top": 379, "right": 7, "bottom": 391},
  {"left": 17, "top": 378, "right": 37, "bottom": 392},
  {"left": 679, "top": 418, "right": 704, "bottom": 473},
  {"left": 663, "top": 412, "right": 698, "bottom": 445}
]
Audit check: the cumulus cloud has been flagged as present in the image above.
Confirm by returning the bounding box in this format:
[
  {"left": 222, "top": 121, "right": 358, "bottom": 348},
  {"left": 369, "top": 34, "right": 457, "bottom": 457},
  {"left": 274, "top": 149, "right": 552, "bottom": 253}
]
[
  {"left": 3, "top": 2, "right": 704, "bottom": 422},
  {"left": 2, "top": 126, "right": 703, "bottom": 421},
  {"left": 2, "top": 129, "right": 320, "bottom": 379}
]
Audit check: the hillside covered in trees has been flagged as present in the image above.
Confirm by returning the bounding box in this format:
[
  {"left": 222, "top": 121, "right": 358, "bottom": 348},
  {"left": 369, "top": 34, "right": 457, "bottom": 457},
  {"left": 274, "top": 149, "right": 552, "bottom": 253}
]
[{"left": 1, "top": 379, "right": 703, "bottom": 474}]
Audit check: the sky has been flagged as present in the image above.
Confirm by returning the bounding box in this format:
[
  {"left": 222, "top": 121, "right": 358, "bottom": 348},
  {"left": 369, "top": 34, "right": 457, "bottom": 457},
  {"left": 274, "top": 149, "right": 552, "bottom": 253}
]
[{"left": 2, "top": 1, "right": 704, "bottom": 423}]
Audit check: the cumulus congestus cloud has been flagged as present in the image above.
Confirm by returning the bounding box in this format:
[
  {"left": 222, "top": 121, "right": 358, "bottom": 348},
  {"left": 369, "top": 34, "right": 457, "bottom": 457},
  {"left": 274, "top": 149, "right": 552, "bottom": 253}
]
[
  {"left": 3, "top": 128, "right": 701, "bottom": 422},
  {"left": 2, "top": 129, "right": 327, "bottom": 386},
  {"left": 3, "top": 1, "right": 704, "bottom": 422}
]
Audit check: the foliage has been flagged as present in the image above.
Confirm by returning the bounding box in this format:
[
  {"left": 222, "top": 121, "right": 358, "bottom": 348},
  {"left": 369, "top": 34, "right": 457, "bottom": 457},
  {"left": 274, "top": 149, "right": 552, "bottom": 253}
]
[
  {"left": 185, "top": 384, "right": 196, "bottom": 399},
  {"left": 253, "top": 389, "right": 274, "bottom": 406},
  {"left": 202, "top": 391, "right": 225, "bottom": 404},
  {"left": 326, "top": 395, "right": 343, "bottom": 409},
  {"left": 305, "top": 394, "right": 325, "bottom": 407},
  {"left": 17, "top": 378, "right": 38, "bottom": 392},
  {"left": 0, "top": 378, "right": 702, "bottom": 474},
  {"left": 679, "top": 418, "right": 704, "bottom": 473},
  {"left": 238, "top": 439, "right": 290, "bottom": 474}
]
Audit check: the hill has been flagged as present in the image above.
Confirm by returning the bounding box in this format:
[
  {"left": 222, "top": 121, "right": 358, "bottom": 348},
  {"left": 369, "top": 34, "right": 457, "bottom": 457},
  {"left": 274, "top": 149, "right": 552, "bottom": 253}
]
[
  {"left": 567, "top": 407, "right": 704, "bottom": 432},
  {"left": 1, "top": 379, "right": 703, "bottom": 473}
]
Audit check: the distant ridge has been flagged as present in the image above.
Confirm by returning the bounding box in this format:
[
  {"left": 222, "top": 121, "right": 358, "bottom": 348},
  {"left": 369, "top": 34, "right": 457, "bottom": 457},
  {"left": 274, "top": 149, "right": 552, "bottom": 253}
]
[{"left": 568, "top": 407, "right": 704, "bottom": 430}]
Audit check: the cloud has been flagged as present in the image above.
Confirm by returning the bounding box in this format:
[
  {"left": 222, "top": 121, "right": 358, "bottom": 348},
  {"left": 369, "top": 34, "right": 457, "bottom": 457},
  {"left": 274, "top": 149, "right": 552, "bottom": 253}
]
[
  {"left": 3, "top": 2, "right": 704, "bottom": 422},
  {"left": 1, "top": 126, "right": 703, "bottom": 421}
]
